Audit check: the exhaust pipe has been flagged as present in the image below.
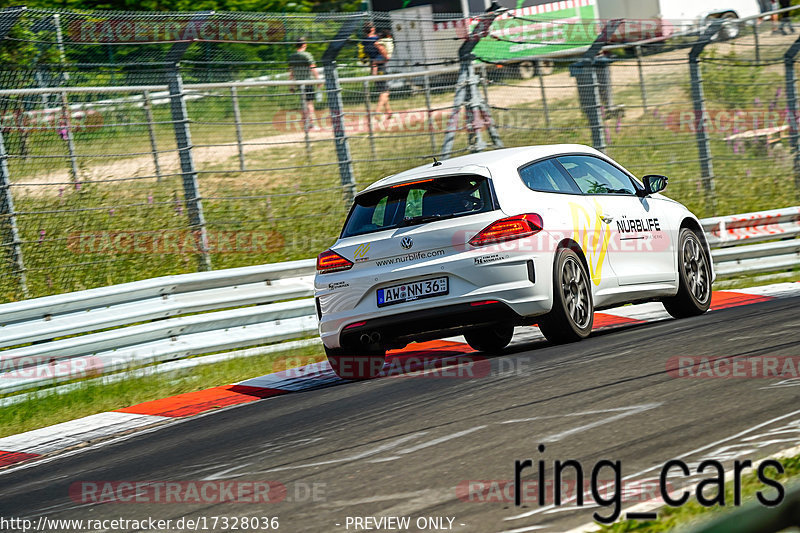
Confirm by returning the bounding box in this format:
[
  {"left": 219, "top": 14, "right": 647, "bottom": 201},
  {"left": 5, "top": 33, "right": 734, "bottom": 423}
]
[{"left": 359, "top": 331, "right": 382, "bottom": 345}]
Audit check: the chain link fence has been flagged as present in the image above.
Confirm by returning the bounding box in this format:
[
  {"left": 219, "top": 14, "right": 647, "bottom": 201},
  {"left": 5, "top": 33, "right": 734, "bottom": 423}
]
[{"left": 1, "top": 4, "right": 799, "bottom": 302}]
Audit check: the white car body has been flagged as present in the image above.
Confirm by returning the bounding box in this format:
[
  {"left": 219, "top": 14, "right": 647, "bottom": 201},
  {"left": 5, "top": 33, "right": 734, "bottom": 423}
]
[{"left": 314, "top": 144, "right": 713, "bottom": 351}]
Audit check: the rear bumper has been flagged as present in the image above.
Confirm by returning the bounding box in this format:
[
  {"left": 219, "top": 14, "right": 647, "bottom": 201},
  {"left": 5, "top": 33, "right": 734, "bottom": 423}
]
[{"left": 338, "top": 301, "right": 525, "bottom": 350}]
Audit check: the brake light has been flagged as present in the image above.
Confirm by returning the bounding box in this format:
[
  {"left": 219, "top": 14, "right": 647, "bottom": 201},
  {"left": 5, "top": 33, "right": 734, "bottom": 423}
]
[
  {"left": 469, "top": 214, "right": 543, "bottom": 247},
  {"left": 316, "top": 250, "right": 353, "bottom": 274}
]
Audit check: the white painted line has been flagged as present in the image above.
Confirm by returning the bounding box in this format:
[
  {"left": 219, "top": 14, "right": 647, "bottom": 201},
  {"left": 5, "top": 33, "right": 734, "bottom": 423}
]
[
  {"left": 0, "top": 412, "right": 165, "bottom": 454},
  {"left": 261, "top": 433, "right": 428, "bottom": 473},
  {"left": 559, "top": 443, "right": 800, "bottom": 533},
  {"left": 498, "top": 526, "right": 549, "bottom": 532},
  {"left": 370, "top": 426, "right": 487, "bottom": 462},
  {"left": 505, "top": 407, "right": 800, "bottom": 521},
  {"left": 501, "top": 404, "right": 661, "bottom": 425}
]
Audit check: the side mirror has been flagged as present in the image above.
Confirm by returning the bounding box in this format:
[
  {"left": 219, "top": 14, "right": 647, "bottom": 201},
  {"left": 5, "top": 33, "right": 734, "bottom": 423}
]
[{"left": 642, "top": 175, "right": 668, "bottom": 196}]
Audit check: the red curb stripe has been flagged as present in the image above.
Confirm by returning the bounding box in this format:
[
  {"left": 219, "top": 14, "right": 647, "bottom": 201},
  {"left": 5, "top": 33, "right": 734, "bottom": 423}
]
[
  {"left": 115, "top": 386, "right": 288, "bottom": 418},
  {"left": 592, "top": 313, "right": 645, "bottom": 329},
  {"left": 711, "top": 291, "right": 775, "bottom": 310},
  {"left": 0, "top": 451, "right": 40, "bottom": 467}
]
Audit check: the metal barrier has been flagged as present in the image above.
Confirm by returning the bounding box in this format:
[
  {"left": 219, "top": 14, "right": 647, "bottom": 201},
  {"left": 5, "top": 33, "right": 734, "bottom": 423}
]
[
  {"left": 0, "top": 259, "right": 315, "bottom": 394},
  {"left": 704, "top": 206, "right": 800, "bottom": 277},
  {"left": 0, "top": 207, "right": 797, "bottom": 396}
]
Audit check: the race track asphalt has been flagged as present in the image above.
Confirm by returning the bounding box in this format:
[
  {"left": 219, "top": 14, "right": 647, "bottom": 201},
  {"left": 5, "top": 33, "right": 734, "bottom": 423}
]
[{"left": 2, "top": 296, "right": 799, "bottom": 533}]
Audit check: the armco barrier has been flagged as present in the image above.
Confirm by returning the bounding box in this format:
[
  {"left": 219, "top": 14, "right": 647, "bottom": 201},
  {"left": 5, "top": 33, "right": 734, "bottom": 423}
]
[
  {"left": 703, "top": 206, "right": 800, "bottom": 277},
  {"left": 0, "top": 208, "right": 798, "bottom": 395}
]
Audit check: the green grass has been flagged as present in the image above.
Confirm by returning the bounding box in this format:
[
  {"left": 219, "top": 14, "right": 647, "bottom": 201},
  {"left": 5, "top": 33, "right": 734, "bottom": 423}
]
[
  {"left": 601, "top": 455, "right": 800, "bottom": 532},
  {"left": 1, "top": 44, "right": 799, "bottom": 301},
  {"left": 0, "top": 342, "right": 326, "bottom": 439}
]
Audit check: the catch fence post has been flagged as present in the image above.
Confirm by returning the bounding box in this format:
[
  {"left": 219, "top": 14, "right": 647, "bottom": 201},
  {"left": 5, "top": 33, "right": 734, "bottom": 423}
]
[
  {"left": 141, "top": 90, "right": 162, "bottom": 181},
  {"left": 230, "top": 86, "right": 246, "bottom": 171},
  {"left": 0, "top": 6, "right": 28, "bottom": 298},
  {"left": 163, "top": 14, "right": 212, "bottom": 271},
  {"left": 688, "top": 20, "right": 723, "bottom": 207},
  {"left": 321, "top": 16, "right": 363, "bottom": 206}
]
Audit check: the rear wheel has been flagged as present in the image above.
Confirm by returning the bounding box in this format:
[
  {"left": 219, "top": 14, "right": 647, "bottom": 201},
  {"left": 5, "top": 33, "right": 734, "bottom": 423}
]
[
  {"left": 662, "top": 228, "right": 712, "bottom": 318},
  {"left": 538, "top": 248, "right": 594, "bottom": 344},
  {"left": 325, "top": 345, "right": 386, "bottom": 380},
  {"left": 464, "top": 324, "right": 514, "bottom": 353}
]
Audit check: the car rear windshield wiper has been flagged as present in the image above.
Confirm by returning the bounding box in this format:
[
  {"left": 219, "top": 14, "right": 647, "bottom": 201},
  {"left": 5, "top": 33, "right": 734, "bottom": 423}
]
[{"left": 398, "top": 214, "right": 445, "bottom": 227}]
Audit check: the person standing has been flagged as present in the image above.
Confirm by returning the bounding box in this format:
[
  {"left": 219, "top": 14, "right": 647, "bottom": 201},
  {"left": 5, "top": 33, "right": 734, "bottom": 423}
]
[
  {"left": 363, "top": 24, "right": 393, "bottom": 120},
  {"left": 288, "top": 37, "right": 321, "bottom": 132},
  {"left": 779, "top": 0, "right": 795, "bottom": 34},
  {"left": 758, "top": 0, "right": 779, "bottom": 33}
]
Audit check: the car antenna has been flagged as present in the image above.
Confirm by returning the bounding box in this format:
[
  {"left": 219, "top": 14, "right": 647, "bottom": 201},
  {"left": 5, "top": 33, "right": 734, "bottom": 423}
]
[{"left": 432, "top": 157, "right": 442, "bottom": 167}]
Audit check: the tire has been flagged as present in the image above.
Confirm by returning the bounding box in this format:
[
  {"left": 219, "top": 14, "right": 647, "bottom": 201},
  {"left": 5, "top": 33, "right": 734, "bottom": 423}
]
[
  {"left": 713, "top": 12, "right": 740, "bottom": 41},
  {"left": 325, "top": 345, "right": 386, "bottom": 380},
  {"left": 464, "top": 324, "right": 514, "bottom": 353},
  {"left": 662, "top": 228, "right": 712, "bottom": 319},
  {"left": 517, "top": 61, "right": 535, "bottom": 79},
  {"left": 538, "top": 248, "right": 594, "bottom": 344}
]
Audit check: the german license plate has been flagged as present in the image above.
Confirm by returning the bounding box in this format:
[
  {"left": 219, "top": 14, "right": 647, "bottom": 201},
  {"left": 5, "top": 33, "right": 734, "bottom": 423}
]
[{"left": 377, "top": 277, "right": 449, "bottom": 307}]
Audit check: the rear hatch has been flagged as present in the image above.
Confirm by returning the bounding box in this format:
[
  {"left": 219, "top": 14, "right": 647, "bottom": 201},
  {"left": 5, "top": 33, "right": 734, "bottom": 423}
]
[{"left": 333, "top": 173, "right": 502, "bottom": 269}]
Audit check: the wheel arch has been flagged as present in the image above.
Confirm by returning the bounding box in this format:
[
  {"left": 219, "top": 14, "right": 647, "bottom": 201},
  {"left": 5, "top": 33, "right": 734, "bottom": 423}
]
[
  {"left": 556, "top": 238, "right": 591, "bottom": 278},
  {"left": 680, "top": 216, "right": 716, "bottom": 280}
]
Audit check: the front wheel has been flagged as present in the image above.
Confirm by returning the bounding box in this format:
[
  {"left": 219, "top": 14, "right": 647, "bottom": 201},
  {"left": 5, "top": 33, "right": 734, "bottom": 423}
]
[
  {"left": 538, "top": 248, "right": 594, "bottom": 344},
  {"left": 325, "top": 345, "right": 386, "bottom": 380},
  {"left": 464, "top": 325, "right": 514, "bottom": 353},
  {"left": 662, "top": 228, "right": 712, "bottom": 318}
]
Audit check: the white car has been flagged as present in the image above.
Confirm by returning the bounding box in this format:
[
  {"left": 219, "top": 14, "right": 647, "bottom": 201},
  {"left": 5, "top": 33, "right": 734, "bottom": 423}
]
[{"left": 314, "top": 144, "right": 714, "bottom": 379}]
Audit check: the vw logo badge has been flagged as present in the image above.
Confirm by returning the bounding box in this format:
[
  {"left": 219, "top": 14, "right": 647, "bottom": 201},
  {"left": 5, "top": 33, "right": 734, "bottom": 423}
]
[{"left": 401, "top": 237, "right": 413, "bottom": 250}]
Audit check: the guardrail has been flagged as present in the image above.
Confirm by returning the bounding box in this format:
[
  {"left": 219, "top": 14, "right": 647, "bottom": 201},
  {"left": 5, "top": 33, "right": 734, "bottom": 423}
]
[
  {"left": 703, "top": 206, "right": 800, "bottom": 277},
  {"left": 0, "top": 259, "right": 316, "bottom": 395},
  {"left": 0, "top": 208, "right": 797, "bottom": 397}
]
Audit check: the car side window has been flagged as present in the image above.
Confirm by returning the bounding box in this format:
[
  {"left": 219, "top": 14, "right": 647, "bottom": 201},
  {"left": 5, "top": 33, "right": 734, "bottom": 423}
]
[
  {"left": 557, "top": 155, "right": 637, "bottom": 195},
  {"left": 518, "top": 158, "right": 581, "bottom": 194}
]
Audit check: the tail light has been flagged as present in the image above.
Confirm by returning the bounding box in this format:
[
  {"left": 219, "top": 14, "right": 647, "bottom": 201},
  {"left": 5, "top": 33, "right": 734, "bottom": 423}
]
[
  {"left": 469, "top": 213, "right": 543, "bottom": 247},
  {"left": 316, "top": 250, "right": 353, "bottom": 274}
]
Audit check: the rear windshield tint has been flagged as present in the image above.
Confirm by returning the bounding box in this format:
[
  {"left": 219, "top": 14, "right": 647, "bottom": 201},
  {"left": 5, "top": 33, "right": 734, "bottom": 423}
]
[{"left": 341, "top": 175, "right": 495, "bottom": 238}]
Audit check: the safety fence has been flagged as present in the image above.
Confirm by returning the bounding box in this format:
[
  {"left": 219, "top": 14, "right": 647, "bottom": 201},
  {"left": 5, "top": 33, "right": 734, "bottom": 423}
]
[
  {"left": 0, "top": 206, "right": 797, "bottom": 398},
  {"left": 2, "top": 5, "right": 800, "bottom": 302}
]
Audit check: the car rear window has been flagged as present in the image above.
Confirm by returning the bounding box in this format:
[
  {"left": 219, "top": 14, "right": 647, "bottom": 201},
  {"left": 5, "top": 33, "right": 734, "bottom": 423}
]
[{"left": 341, "top": 175, "right": 495, "bottom": 238}]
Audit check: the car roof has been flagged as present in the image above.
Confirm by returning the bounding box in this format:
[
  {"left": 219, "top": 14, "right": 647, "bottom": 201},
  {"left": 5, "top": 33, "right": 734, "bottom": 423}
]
[{"left": 361, "top": 144, "right": 604, "bottom": 193}]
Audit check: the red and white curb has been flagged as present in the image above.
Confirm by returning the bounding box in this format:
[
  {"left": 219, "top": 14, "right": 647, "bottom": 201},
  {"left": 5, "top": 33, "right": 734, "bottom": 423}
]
[{"left": 2, "top": 283, "right": 798, "bottom": 471}]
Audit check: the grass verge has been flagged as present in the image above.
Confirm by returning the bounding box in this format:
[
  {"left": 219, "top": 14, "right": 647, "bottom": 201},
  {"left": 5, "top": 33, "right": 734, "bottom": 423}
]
[
  {"left": 0, "top": 342, "right": 326, "bottom": 439},
  {"left": 601, "top": 454, "right": 800, "bottom": 532}
]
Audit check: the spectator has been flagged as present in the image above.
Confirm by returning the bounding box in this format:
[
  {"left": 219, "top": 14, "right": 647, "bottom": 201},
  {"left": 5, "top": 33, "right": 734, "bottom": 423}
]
[
  {"left": 363, "top": 24, "right": 393, "bottom": 120},
  {"left": 288, "top": 37, "right": 321, "bottom": 132},
  {"left": 779, "top": 0, "right": 794, "bottom": 34},
  {"left": 758, "top": 0, "right": 778, "bottom": 32}
]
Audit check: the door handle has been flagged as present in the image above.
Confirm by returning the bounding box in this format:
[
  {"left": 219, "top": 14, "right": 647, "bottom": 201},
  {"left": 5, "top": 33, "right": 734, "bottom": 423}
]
[{"left": 600, "top": 214, "right": 614, "bottom": 224}]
